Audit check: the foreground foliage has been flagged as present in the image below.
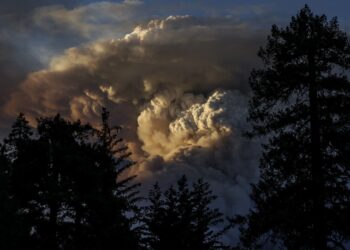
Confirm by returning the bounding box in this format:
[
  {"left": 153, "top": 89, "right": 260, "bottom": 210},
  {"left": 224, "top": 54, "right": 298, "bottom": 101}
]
[
  {"left": 237, "top": 5, "right": 350, "bottom": 249},
  {"left": 142, "top": 176, "right": 229, "bottom": 250},
  {"left": 0, "top": 111, "right": 229, "bottom": 250},
  {"left": 0, "top": 110, "right": 140, "bottom": 250}
]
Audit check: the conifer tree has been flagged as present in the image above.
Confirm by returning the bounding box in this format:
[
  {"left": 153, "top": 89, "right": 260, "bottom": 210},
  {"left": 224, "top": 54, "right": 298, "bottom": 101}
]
[
  {"left": 2, "top": 114, "right": 37, "bottom": 249},
  {"left": 143, "top": 176, "right": 229, "bottom": 250},
  {"left": 1, "top": 110, "right": 141, "bottom": 250},
  {"left": 237, "top": 5, "right": 350, "bottom": 249},
  {"left": 0, "top": 142, "right": 21, "bottom": 250},
  {"left": 85, "top": 108, "right": 141, "bottom": 250}
]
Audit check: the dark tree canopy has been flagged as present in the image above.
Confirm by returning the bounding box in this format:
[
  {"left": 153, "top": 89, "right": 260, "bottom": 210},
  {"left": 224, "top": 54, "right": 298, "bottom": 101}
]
[
  {"left": 237, "top": 5, "right": 350, "bottom": 249},
  {"left": 0, "top": 111, "right": 229, "bottom": 250},
  {"left": 142, "top": 175, "right": 229, "bottom": 250},
  {"left": 0, "top": 109, "right": 141, "bottom": 250},
  {"left": 0, "top": 141, "right": 25, "bottom": 250}
]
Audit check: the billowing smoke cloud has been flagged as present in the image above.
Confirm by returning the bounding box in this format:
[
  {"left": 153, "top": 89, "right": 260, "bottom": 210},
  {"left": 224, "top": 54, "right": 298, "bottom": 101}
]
[
  {"left": 4, "top": 15, "right": 262, "bottom": 241},
  {"left": 135, "top": 89, "right": 259, "bottom": 209},
  {"left": 138, "top": 90, "right": 247, "bottom": 160},
  {"left": 133, "top": 89, "right": 259, "bottom": 243}
]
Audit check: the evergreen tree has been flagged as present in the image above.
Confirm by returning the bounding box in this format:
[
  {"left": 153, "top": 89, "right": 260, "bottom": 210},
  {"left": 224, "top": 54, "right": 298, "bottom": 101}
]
[
  {"left": 84, "top": 108, "right": 141, "bottom": 250},
  {"left": 2, "top": 114, "right": 38, "bottom": 249},
  {"left": 237, "top": 5, "right": 350, "bottom": 249},
  {"left": 0, "top": 142, "right": 22, "bottom": 250},
  {"left": 34, "top": 114, "right": 95, "bottom": 250},
  {"left": 143, "top": 176, "right": 229, "bottom": 250},
  {"left": 1, "top": 110, "right": 141, "bottom": 250}
]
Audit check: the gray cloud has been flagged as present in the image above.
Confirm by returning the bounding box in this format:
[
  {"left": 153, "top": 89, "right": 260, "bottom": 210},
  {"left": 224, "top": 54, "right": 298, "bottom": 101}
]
[
  {"left": 4, "top": 16, "right": 263, "bottom": 243},
  {"left": 0, "top": 0, "right": 276, "bottom": 139},
  {"left": 134, "top": 89, "right": 260, "bottom": 208},
  {"left": 5, "top": 15, "right": 263, "bottom": 127}
]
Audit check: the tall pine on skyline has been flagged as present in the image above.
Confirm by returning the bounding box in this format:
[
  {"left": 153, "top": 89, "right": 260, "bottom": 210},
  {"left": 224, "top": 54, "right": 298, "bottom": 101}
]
[{"left": 238, "top": 5, "right": 350, "bottom": 249}]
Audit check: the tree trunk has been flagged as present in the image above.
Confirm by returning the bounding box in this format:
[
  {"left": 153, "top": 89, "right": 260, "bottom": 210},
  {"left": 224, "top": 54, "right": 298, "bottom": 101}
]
[{"left": 308, "top": 54, "right": 327, "bottom": 249}]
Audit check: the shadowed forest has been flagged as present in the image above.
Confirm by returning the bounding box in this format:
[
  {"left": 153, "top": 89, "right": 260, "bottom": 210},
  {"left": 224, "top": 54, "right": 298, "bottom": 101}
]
[{"left": 1, "top": 5, "right": 350, "bottom": 250}]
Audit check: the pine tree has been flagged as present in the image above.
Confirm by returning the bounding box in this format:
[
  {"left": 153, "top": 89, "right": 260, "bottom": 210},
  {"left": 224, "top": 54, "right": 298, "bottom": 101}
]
[
  {"left": 237, "top": 5, "right": 350, "bottom": 249},
  {"left": 85, "top": 108, "right": 141, "bottom": 250},
  {"left": 34, "top": 114, "right": 95, "bottom": 250},
  {"left": 2, "top": 114, "right": 38, "bottom": 249},
  {"left": 143, "top": 176, "right": 229, "bottom": 250},
  {"left": 1, "top": 110, "right": 141, "bottom": 250},
  {"left": 0, "top": 142, "right": 21, "bottom": 250}
]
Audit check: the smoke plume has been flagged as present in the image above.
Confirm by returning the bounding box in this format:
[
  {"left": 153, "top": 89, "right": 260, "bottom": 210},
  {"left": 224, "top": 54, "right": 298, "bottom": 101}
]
[{"left": 5, "top": 16, "right": 263, "bottom": 241}]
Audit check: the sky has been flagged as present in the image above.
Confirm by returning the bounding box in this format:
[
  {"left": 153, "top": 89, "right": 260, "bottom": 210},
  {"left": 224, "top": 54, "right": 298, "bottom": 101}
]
[{"left": 1, "top": 0, "right": 350, "bottom": 242}]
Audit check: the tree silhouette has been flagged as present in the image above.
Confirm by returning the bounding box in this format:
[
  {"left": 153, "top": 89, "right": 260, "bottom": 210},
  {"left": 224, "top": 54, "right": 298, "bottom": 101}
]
[
  {"left": 0, "top": 142, "right": 23, "bottom": 250},
  {"left": 2, "top": 113, "right": 38, "bottom": 249},
  {"left": 83, "top": 108, "right": 141, "bottom": 250},
  {"left": 1, "top": 110, "right": 141, "bottom": 250},
  {"left": 142, "top": 176, "right": 229, "bottom": 250},
  {"left": 236, "top": 5, "right": 350, "bottom": 249}
]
